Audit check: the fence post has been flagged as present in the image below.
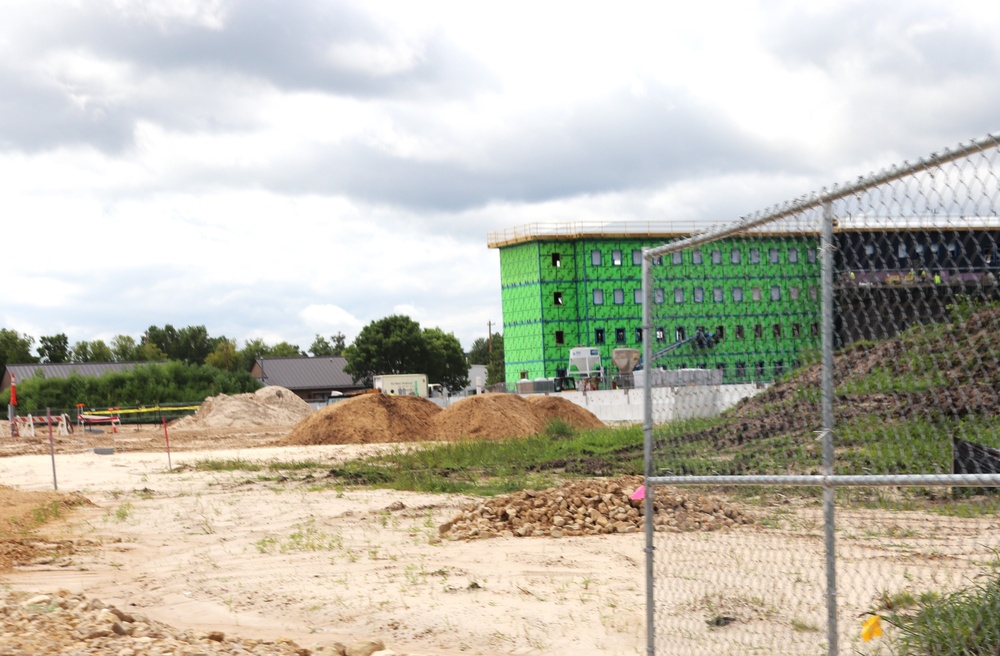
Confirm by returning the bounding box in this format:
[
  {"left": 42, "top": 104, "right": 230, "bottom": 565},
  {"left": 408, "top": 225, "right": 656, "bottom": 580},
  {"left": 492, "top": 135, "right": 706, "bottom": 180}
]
[
  {"left": 642, "top": 249, "right": 656, "bottom": 656},
  {"left": 821, "top": 199, "right": 838, "bottom": 655}
]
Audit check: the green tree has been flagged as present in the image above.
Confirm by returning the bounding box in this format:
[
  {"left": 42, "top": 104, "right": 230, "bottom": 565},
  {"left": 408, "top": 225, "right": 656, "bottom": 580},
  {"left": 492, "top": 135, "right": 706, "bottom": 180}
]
[
  {"left": 110, "top": 335, "right": 141, "bottom": 362},
  {"left": 71, "top": 340, "right": 113, "bottom": 363},
  {"left": 38, "top": 333, "right": 70, "bottom": 363},
  {"left": 486, "top": 333, "right": 505, "bottom": 385},
  {"left": 205, "top": 339, "right": 240, "bottom": 371},
  {"left": 309, "top": 332, "right": 347, "bottom": 357},
  {"left": 423, "top": 327, "right": 469, "bottom": 392},
  {"left": 270, "top": 342, "right": 304, "bottom": 358},
  {"left": 343, "top": 315, "right": 428, "bottom": 387},
  {"left": 142, "top": 325, "right": 180, "bottom": 359},
  {"left": 0, "top": 329, "right": 37, "bottom": 371},
  {"left": 468, "top": 332, "right": 503, "bottom": 365}
]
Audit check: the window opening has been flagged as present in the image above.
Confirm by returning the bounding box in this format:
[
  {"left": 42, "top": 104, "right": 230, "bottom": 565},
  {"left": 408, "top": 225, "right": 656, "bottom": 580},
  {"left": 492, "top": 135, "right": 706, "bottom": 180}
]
[
  {"left": 714, "top": 287, "right": 724, "bottom": 302},
  {"left": 553, "top": 292, "right": 564, "bottom": 305},
  {"left": 750, "top": 248, "right": 761, "bottom": 264},
  {"left": 676, "top": 326, "right": 686, "bottom": 341},
  {"left": 752, "top": 287, "right": 762, "bottom": 301},
  {"left": 674, "top": 288, "right": 684, "bottom": 303},
  {"left": 595, "top": 328, "right": 606, "bottom": 344},
  {"left": 634, "top": 289, "right": 643, "bottom": 304},
  {"left": 754, "top": 324, "right": 763, "bottom": 339},
  {"left": 773, "top": 324, "right": 782, "bottom": 338},
  {"left": 555, "top": 330, "right": 565, "bottom": 345},
  {"left": 770, "top": 285, "right": 781, "bottom": 301},
  {"left": 655, "top": 327, "right": 665, "bottom": 342},
  {"left": 692, "top": 249, "right": 703, "bottom": 264},
  {"left": 654, "top": 288, "right": 665, "bottom": 304},
  {"left": 769, "top": 247, "right": 780, "bottom": 264},
  {"left": 593, "top": 289, "right": 604, "bottom": 305},
  {"left": 735, "top": 325, "right": 745, "bottom": 339},
  {"left": 612, "top": 249, "right": 623, "bottom": 266},
  {"left": 732, "top": 286, "right": 744, "bottom": 302},
  {"left": 731, "top": 248, "right": 741, "bottom": 264},
  {"left": 735, "top": 362, "right": 746, "bottom": 378},
  {"left": 613, "top": 288, "right": 625, "bottom": 304},
  {"left": 615, "top": 328, "right": 626, "bottom": 344},
  {"left": 712, "top": 249, "right": 722, "bottom": 264},
  {"left": 591, "top": 250, "right": 602, "bottom": 266},
  {"left": 694, "top": 287, "right": 704, "bottom": 303},
  {"left": 635, "top": 327, "right": 643, "bottom": 342},
  {"left": 632, "top": 249, "right": 642, "bottom": 265},
  {"left": 788, "top": 248, "right": 799, "bottom": 263},
  {"left": 551, "top": 253, "right": 561, "bottom": 267}
]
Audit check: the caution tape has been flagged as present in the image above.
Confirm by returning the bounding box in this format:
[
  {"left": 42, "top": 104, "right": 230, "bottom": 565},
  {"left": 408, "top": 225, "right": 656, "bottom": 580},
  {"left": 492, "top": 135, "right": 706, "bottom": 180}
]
[{"left": 80, "top": 405, "right": 202, "bottom": 416}]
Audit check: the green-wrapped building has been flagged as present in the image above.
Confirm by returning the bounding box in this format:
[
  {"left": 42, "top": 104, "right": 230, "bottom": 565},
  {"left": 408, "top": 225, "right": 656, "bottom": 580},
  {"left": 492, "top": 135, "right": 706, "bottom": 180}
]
[{"left": 487, "top": 223, "right": 823, "bottom": 386}]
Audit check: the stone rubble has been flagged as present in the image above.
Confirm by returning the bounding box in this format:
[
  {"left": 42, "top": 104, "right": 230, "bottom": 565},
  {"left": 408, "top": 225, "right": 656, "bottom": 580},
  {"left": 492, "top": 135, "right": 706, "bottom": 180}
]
[
  {"left": 0, "top": 589, "right": 414, "bottom": 656},
  {"left": 439, "top": 475, "right": 752, "bottom": 540}
]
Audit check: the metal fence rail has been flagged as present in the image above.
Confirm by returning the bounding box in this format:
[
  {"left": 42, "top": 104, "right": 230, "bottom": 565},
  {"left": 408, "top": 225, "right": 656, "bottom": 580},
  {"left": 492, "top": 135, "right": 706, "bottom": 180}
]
[{"left": 641, "top": 133, "right": 1000, "bottom": 655}]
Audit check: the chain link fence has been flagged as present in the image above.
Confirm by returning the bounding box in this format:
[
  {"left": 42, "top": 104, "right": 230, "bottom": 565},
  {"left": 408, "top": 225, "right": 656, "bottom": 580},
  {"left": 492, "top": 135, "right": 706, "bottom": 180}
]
[{"left": 641, "top": 134, "right": 1000, "bottom": 655}]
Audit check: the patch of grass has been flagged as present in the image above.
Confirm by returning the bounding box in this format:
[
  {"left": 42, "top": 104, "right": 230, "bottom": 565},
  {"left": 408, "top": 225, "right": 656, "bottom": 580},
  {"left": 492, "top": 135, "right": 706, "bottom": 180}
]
[
  {"left": 190, "top": 458, "right": 263, "bottom": 472},
  {"left": 884, "top": 573, "right": 1000, "bottom": 655}
]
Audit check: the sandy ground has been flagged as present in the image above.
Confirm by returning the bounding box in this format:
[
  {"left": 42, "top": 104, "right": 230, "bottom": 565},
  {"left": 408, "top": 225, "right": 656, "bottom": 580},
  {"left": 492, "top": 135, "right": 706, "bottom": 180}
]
[{"left": 3, "top": 426, "right": 1000, "bottom": 655}]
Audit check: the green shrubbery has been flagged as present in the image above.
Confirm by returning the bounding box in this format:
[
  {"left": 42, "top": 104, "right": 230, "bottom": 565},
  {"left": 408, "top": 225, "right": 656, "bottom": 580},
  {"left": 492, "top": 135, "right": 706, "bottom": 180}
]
[{"left": 1, "top": 361, "right": 261, "bottom": 413}]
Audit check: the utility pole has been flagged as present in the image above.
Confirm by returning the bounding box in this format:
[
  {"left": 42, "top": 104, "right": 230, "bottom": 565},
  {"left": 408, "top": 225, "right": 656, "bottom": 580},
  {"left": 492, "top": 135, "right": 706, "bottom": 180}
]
[{"left": 487, "top": 320, "right": 493, "bottom": 353}]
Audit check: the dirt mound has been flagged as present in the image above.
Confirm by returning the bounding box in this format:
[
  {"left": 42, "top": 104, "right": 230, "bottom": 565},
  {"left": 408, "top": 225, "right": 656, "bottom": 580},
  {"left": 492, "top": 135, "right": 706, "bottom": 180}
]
[
  {"left": 282, "top": 393, "right": 442, "bottom": 445},
  {"left": 171, "top": 386, "right": 313, "bottom": 430},
  {"left": 0, "top": 485, "right": 93, "bottom": 571},
  {"left": 432, "top": 393, "right": 547, "bottom": 440},
  {"left": 439, "top": 475, "right": 751, "bottom": 539},
  {"left": 525, "top": 395, "right": 605, "bottom": 430}
]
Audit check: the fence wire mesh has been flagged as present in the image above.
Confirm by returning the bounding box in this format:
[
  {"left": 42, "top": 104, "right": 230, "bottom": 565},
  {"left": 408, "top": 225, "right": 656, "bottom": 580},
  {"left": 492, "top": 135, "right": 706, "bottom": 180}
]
[{"left": 642, "top": 134, "right": 1000, "bottom": 655}]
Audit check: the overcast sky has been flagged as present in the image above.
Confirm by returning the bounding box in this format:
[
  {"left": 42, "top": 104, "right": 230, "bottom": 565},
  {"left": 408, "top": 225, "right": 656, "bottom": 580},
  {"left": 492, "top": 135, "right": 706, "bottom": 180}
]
[{"left": 2, "top": 0, "right": 999, "bottom": 355}]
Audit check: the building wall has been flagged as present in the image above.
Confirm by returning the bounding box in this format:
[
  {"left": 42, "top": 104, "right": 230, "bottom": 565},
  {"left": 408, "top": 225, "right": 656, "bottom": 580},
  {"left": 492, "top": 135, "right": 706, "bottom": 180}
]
[{"left": 498, "top": 234, "right": 822, "bottom": 385}]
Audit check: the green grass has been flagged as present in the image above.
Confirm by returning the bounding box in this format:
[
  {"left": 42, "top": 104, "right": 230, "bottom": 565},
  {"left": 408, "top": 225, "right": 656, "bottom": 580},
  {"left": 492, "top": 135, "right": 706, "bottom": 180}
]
[{"left": 884, "top": 573, "right": 1000, "bottom": 655}]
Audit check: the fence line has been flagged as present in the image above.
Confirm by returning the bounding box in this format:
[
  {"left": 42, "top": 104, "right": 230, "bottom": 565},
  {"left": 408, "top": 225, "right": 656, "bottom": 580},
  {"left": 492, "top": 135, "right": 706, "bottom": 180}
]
[{"left": 642, "top": 132, "right": 1000, "bottom": 655}]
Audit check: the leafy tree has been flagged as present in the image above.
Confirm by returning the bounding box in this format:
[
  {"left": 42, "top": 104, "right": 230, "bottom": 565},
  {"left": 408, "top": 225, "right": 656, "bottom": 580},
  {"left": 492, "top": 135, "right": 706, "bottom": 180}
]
[
  {"left": 270, "top": 342, "right": 304, "bottom": 358},
  {"left": 309, "top": 332, "right": 347, "bottom": 357},
  {"left": 142, "top": 325, "right": 180, "bottom": 359},
  {"left": 176, "top": 325, "right": 216, "bottom": 364},
  {"left": 423, "top": 327, "right": 469, "bottom": 392},
  {"left": 70, "top": 340, "right": 113, "bottom": 362},
  {"left": 239, "top": 338, "right": 273, "bottom": 369},
  {"left": 343, "top": 315, "right": 429, "bottom": 387},
  {"left": 205, "top": 339, "right": 241, "bottom": 371},
  {"left": 38, "top": 333, "right": 70, "bottom": 363},
  {"left": 469, "top": 332, "right": 503, "bottom": 366},
  {"left": 0, "top": 329, "right": 37, "bottom": 369},
  {"left": 110, "top": 335, "right": 141, "bottom": 362},
  {"left": 486, "top": 333, "right": 505, "bottom": 385}
]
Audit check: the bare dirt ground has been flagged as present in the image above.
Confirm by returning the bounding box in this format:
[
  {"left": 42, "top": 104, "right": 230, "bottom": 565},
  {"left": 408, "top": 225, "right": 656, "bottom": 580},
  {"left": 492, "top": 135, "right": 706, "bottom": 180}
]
[{"left": 2, "top": 418, "right": 999, "bottom": 654}]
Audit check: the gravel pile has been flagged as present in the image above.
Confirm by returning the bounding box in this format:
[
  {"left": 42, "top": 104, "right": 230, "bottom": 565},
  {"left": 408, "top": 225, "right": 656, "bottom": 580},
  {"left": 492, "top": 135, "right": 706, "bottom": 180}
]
[
  {"left": 438, "top": 476, "right": 752, "bottom": 540},
  {"left": 0, "top": 589, "right": 405, "bottom": 656}
]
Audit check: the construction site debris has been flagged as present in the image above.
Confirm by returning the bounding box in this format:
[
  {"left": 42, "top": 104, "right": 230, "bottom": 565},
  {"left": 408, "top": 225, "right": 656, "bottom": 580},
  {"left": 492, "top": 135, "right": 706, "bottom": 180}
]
[{"left": 439, "top": 475, "right": 751, "bottom": 540}]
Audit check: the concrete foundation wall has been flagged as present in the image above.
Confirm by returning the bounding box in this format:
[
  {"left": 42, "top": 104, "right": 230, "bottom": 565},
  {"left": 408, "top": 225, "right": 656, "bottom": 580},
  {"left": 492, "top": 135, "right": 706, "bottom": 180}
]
[{"left": 528, "top": 383, "right": 766, "bottom": 425}]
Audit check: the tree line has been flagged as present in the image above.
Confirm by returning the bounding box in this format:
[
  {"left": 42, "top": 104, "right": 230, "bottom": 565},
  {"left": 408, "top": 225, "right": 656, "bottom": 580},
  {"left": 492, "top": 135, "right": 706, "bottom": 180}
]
[{"left": 1, "top": 316, "right": 505, "bottom": 403}]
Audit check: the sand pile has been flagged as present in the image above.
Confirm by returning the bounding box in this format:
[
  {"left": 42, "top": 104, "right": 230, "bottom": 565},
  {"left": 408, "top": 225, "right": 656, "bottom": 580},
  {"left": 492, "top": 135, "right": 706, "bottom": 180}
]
[
  {"left": 439, "top": 475, "right": 751, "bottom": 540},
  {"left": 281, "top": 393, "right": 442, "bottom": 445},
  {"left": 171, "top": 386, "right": 313, "bottom": 430}
]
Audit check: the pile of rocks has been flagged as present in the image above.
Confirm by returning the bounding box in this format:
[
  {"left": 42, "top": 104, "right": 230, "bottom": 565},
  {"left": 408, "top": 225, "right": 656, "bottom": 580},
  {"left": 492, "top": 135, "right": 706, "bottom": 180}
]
[
  {"left": 0, "top": 589, "right": 402, "bottom": 656},
  {"left": 439, "top": 476, "right": 752, "bottom": 540}
]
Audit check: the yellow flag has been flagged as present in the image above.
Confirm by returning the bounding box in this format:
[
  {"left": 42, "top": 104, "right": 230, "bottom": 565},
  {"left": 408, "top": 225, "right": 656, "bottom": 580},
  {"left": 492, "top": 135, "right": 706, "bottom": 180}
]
[{"left": 861, "top": 615, "right": 883, "bottom": 642}]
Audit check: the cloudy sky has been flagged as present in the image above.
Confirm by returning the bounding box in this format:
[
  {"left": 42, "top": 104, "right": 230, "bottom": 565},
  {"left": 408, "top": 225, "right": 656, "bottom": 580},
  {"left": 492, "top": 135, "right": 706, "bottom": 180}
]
[{"left": 2, "top": 0, "right": 999, "bottom": 355}]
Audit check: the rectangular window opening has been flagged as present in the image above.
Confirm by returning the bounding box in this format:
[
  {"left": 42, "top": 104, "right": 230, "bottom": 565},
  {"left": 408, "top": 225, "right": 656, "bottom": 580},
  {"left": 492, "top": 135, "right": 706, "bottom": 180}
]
[
  {"left": 591, "top": 250, "right": 602, "bottom": 266},
  {"left": 635, "top": 327, "right": 643, "bottom": 342},
  {"left": 676, "top": 326, "right": 686, "bottom": 341},
  {"left": 551, "top": 253, "right": 561, "bottom": 267},
  {"left": 615, "top": 328, "right": 626, "bottom": 344},
  {"left": 655, "top": 327, "right": 665, "bottom": 342},
  {"left": 595, "top": 328, "right": 606, "bottom": 344},
  {"left": 773, "top": 324, "right": 782, "bottom": 338},
  {"left": 553, "top": 292, "right": 564, "bottom": 305},
  {"left": 593, "top": 289, "right": 604, "bottom": 305},
  {"left": 753, "top": 324, "right": 763, "bottom": 339},
  {"left": 735, "top": 325, "right": 745, "bottom": 339},
  {"left": 612, "top": 249, "right": 623, "bottom": 266},
  {"left": 555, "top": 330, "right": 565, "bottom": 345}
]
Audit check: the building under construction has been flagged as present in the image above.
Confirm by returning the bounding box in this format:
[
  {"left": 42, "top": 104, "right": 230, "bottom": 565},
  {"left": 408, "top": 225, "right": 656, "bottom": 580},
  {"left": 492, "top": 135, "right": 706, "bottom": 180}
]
[{"left": 488, "top": 221, "right": 1000, "bottom": 387}]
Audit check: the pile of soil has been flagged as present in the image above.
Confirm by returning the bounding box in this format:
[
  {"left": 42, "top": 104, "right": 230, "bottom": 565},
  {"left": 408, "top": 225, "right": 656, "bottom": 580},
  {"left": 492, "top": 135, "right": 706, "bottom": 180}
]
[
  {"left": 283, "top": 393, "right": 605, "bottom": 445},
  {"left": 170, "top": 386, "right": 313, "bottom": 430},
  {"left": 439, "top": 475, "right": 751, "bottom": 540},
  {"left": 0, "top": 485, "right": 92, "bottom": 571},
  {"left": 432, "top": 394, "right": 546, "bottom": 440},
  {"left": 282, "top": 393, "right": 442, "bottom": 445},
  {"left": 525, "top": 395, "right": 606, "bottom": 430}
]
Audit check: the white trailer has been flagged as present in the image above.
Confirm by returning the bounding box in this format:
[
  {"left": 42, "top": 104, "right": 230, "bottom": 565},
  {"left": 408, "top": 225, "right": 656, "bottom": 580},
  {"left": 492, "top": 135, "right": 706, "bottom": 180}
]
[{"left": 373, "top": 374, "right": 429, "bottom": 398}]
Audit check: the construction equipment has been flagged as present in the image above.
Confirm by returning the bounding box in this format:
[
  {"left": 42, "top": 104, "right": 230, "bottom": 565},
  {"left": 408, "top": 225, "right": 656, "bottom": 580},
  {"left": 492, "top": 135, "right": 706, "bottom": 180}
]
[{"left": 649, "top": 326, "right": 719, "bottom": 363}]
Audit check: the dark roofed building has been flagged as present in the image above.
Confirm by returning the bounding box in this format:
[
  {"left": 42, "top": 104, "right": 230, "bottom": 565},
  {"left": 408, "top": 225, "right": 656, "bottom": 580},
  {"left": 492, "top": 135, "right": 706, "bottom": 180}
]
[
  {"left": 2, "top": 362, "right": 140, "bottom": 393},
  {"left": 250, "top": 357, "right": 365, "bottom": 405}
]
